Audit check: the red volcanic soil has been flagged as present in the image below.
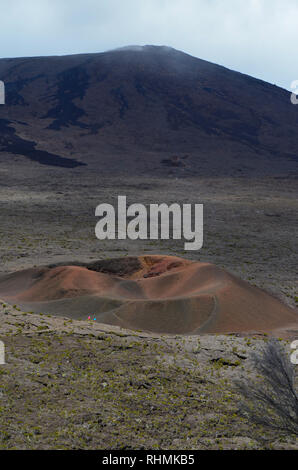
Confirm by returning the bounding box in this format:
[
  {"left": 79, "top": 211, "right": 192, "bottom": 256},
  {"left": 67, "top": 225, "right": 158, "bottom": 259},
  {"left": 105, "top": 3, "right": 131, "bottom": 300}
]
[{"left": 0, "top": 255, "right": 297, "bottom": 338}]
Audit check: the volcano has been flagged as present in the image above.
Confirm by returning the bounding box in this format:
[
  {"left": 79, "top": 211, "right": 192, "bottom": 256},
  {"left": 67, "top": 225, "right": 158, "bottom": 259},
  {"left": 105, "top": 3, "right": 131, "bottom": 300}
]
[
  {"left": 0, "top": 255, "right": 297, "bottom": 338},
  {"left": 0, "top": 45, "right": 297, "bottom": 175}
]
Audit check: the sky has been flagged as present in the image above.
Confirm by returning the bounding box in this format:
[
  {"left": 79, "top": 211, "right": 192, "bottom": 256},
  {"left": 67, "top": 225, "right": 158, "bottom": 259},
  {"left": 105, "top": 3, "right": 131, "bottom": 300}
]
[{"left": 0, "top": 0, "right": 297, "bottom": 91}]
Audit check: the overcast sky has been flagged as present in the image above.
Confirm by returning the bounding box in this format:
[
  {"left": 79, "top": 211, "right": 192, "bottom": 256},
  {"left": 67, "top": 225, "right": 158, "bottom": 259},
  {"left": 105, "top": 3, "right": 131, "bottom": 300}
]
[{"left": 0, "top": 0, "right": 297, "bottom": 90}]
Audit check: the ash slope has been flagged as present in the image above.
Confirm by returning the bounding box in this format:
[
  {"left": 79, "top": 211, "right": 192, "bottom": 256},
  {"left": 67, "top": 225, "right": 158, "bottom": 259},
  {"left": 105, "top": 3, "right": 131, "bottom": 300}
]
[
  {"left": 0, "top": 45, "right": 297, "bottom": 175},
  {"left": 0, "top": 255, "right": 297, "bottom": 338}
]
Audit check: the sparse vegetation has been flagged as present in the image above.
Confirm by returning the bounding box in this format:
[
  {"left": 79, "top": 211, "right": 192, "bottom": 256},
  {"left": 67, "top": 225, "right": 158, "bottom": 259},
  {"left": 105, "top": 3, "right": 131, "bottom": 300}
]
[
  {"left": 235, "top": 339, "right": 298, "bottom": 437},
  {"left": 0, "top": 302, "right": 297, "bottom": 449}
]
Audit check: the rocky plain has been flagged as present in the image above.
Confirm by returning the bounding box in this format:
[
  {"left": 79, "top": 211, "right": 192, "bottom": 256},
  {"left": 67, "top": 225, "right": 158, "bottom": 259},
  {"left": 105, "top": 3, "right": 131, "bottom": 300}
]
[{"left": 0, "top": 160, "right": 297, "bottom": 449}]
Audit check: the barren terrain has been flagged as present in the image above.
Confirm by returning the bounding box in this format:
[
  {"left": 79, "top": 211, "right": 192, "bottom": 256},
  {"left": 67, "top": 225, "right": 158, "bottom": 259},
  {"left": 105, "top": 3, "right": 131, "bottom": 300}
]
[
  {"left": 0, "top": 160, "right": 297, "bottom": 449},
  {"left": 0, "top": 161, "right": 296, "bottom": 310},
  {"left": 0, "top": 300, "right": 297, "bottom": 450}
]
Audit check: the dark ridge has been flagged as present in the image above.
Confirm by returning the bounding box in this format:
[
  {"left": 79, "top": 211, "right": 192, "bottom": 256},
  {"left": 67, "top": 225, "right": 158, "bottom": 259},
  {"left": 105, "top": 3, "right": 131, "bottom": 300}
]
[
  {"left": 81, "top": 120, "right": 113, "bottom": 137},
  {"left": 110, "top": 87, "right": 129, "bottom": 119},
  {"left": 47, "top": 257, "right": 142, "bottom": 277},
  {"left": 0, "top": 119, "right": 86, "bottom": 168},
  {"left": 42, "top": 65, "right": 89, "bottom": 130},
  {"left": 86, "top": 257, "right": 142, "bottom": 276},
  {"left": 5, "top": 74, "right": 45, "bottom": 106}
]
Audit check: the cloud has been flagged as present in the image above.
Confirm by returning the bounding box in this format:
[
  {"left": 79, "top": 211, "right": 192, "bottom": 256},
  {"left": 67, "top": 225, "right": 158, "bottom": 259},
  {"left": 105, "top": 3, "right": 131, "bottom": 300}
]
[{"left": 0, "top": 0, "right": 296, "bottom": 90}]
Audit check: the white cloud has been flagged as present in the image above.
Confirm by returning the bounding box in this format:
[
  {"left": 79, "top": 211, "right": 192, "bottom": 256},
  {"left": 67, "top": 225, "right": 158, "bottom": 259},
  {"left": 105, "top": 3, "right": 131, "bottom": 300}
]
[{"left": 0, "top": 0, "right": 296, "bottom": 90}]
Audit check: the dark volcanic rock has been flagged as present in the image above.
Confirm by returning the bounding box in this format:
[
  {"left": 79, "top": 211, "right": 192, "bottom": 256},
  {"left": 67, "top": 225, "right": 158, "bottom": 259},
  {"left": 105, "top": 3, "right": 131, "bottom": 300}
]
[{"left": 0, "top": 45, "right": 297, "bottom": 175}]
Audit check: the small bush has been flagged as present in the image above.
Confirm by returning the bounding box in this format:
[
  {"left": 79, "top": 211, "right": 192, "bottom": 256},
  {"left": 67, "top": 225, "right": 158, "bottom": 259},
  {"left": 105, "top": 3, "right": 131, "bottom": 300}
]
[{"left": 235, "top": 339, "right": 298, "bottom": 436}]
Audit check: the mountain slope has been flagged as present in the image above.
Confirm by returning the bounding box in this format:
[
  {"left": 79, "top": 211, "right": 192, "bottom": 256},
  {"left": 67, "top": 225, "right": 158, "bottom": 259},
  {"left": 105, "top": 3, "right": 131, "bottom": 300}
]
[{"left": 0, "top": 45, "right": 297, "bottom": 175}]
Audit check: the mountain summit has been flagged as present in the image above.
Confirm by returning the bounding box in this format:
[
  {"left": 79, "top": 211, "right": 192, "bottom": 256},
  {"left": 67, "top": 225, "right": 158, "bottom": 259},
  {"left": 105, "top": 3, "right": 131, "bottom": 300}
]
[{"left": 0, "top": 45, "right": 297, "bottom": 175}]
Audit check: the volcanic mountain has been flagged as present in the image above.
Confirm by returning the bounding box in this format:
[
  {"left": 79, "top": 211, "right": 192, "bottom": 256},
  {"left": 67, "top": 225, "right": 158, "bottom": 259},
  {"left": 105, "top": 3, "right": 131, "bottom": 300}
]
[
  {"left": 0, "top": 255, "right": 297, "bottom": 338},
  {"left": 0, "top": 45, "right": 297, "bottom": 175}
]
